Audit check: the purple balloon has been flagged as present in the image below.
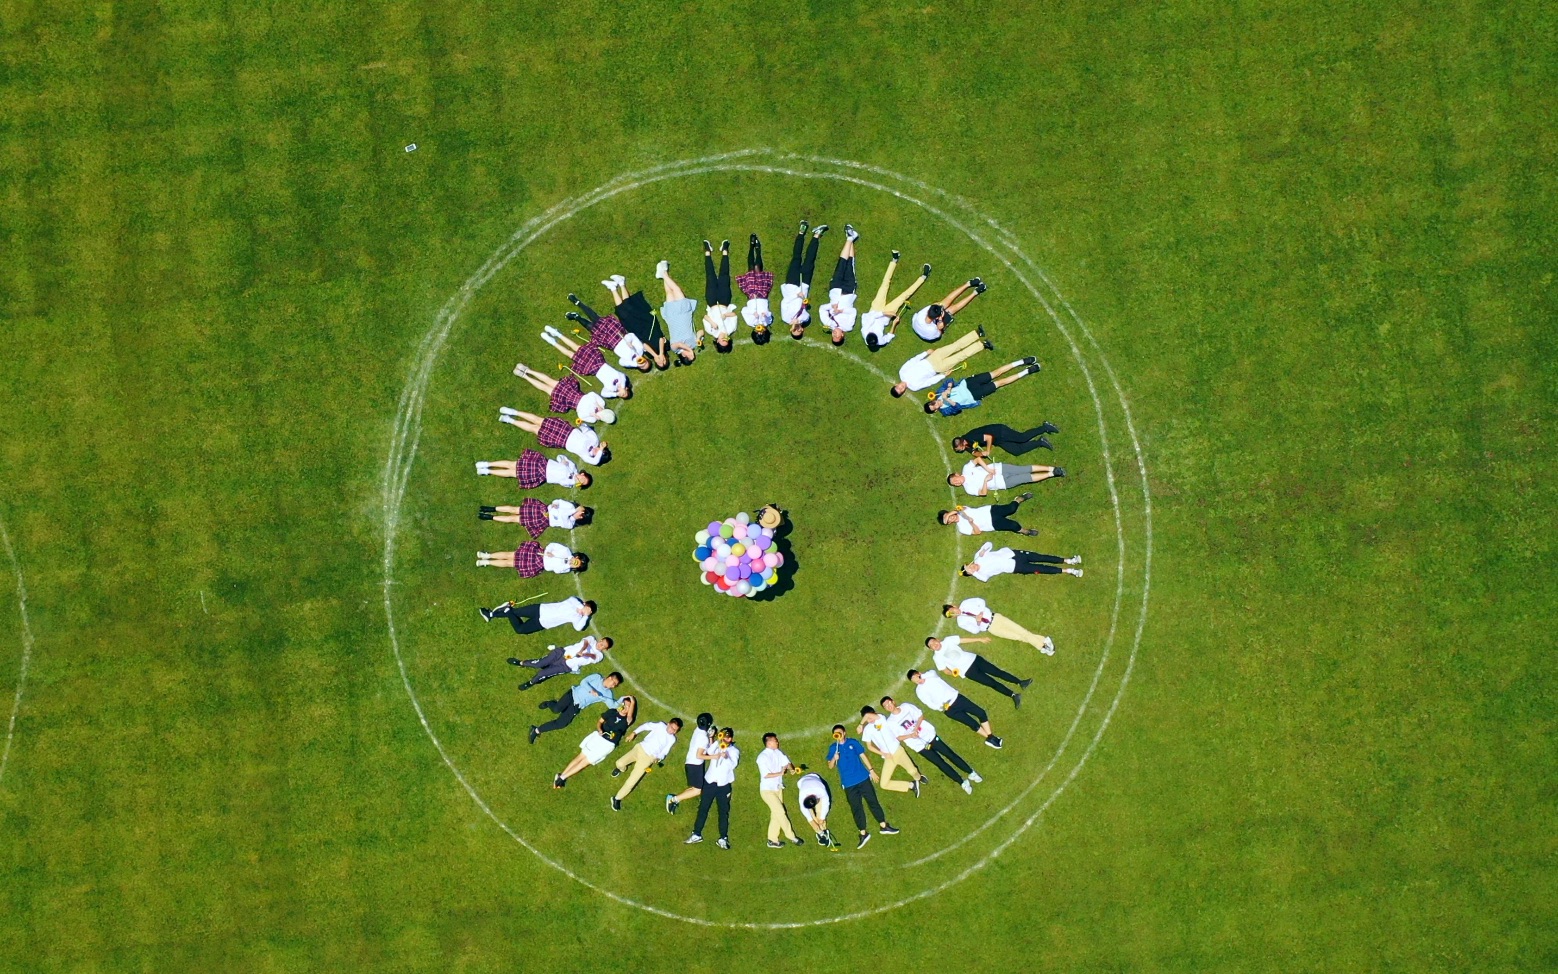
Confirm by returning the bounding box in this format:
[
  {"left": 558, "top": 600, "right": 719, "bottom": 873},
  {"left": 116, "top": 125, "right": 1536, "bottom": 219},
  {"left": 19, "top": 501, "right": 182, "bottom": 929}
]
[
  {"left": 724, "top": 567, "right": 738, "bottom": 581},
  {"left": 708, "top": 521, "right": 723, "bottom": 535}
]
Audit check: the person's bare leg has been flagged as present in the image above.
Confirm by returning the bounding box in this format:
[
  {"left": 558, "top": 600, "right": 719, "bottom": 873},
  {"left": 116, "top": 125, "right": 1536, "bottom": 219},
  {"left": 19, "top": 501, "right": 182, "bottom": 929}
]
[
  {"left": 662, "top": 273, "right": 686, "bottom": 303},
  {"left": 484, "top": 461, "right": 517, "bottom": 477},
  {"left": 492, "top": 505, "right": 523, "bottom": 523},
  {"left": 481, "top": 551, "right": 517, "bottom": 568},
  {"left": 938, "top": 283, "right": 971, "bottom": 307},
  {"left": 554, "top": 334, "right": 582, "bottom": 354},
  {"left": 558, "top": 753, "right": 591, "bottom": 782},
  {"left": 516, "top": 367, "right": 554, "bottom": 394},
  {"left": 1031, "top": 466, "right": 1056, "bottom": 482},
  {"left": 840, "top": 239, "right": 855, "bottom": 261},
  {"left": 672, "top": 786, "right": 703, "bottom": 803},
  {"left": 948, "top": 285, "right": 981, "bottom": 316}
]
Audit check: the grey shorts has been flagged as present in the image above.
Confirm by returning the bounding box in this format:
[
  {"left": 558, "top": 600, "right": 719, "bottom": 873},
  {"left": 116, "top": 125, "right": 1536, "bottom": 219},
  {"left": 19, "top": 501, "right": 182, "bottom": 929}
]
[{"left": 999, "top": 463, "right": 1033, "bottom": 486}]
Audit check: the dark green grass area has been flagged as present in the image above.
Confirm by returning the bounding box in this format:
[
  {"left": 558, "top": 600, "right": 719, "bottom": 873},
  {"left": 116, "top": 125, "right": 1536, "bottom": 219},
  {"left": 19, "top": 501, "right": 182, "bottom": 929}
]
[{"left": 0, "top": 0, "right": 1554, "bottom": 970}]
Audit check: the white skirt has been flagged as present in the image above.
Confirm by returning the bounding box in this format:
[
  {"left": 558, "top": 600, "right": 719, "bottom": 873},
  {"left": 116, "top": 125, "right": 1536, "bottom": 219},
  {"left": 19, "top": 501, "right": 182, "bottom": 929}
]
[{"left": 579, "top": 732, "right": 617, "bottom": 765}]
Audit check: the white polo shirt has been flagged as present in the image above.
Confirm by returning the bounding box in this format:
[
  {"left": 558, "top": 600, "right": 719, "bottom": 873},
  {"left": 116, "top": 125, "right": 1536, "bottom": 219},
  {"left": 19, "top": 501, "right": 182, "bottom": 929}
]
[
  {"left": 538, "top": 596, "right": 588, "bottom": 631},
  {"left": 612, "top": 333, "right": 646, "bottom": 368},
  {"left": 960, "top": 459, "right": 1003, "bottom": 495},
  {"left": 541, "top": 542, "right": 575, "bottom": 574},
  {"left": 742, "top": 297, "right": 773, "bottom": 328},
  {"left": 911, "top": 306, "right": 943, "bottom": 341},
  {"left": 565, "top": 425, "right": 603, "bottom": 465},
  {"left": 860, "top": 310, "right": 896, "bottom": 347},
  {"left": 596, "top": 364, "right": 629, "bottom": 398},
  {"left": 819, "top": 289, "right": 857, "bottom": 332},
  {"left": 635, "top": 721, "right": 678, "bottom": 761},
  {"left": 779, "top": 282, "right": 810, "bottom": 324},
  {"left": 704, "top": 743, "right": 740, "bottom": 787},
  {"left": 756, "top": 747, "right": 792, "bottom": 791},
  {"left": 954, "top": 505, "right": 995, "bottom": 535},
  {"left": 955, "top": 597, "right": 995, "bottom": 634},
  {"left": 889, "top": 702, "right": 934, "bottom": 751},
  {"left": 796, "top": 772, "right": 830, "bottom": 815},
  {"left": 544, "top": 454, "right": 578, "bottom": 487},
  {"left": 684, "top": 727, "right": 712, "bottom": 765},
  {"left": 561, "top": 635, "right": 602, "bottom": 672},
  {"left": 546, "top": 498, "right": 579, "bottom": 528},
  {"left": 897, "top": 352, "right": 943, "bottom": 392},
  {"left": 914, "top": 672, "right": 960, "bottom": 712},
  {"left": 860, "top": 715, "right": 902, "bottom": 756},
  {"left": 933, "top": 636, "right": 979, "bottom": 677},
  {"left": 575, "top": 392, "right": 608, "bottom": 424},
  {"left": 966, "top": 542, "right": 1016, "bottom": 581},
  {"left": 703, "top": 304, "right": 738, "bottom": 340}
]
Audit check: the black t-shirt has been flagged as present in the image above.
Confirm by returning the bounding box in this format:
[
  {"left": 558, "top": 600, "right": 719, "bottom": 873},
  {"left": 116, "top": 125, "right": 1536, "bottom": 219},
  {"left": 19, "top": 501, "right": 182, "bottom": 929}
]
[{"left": 599, "top": 710, "right": 630, "bottom": 744}]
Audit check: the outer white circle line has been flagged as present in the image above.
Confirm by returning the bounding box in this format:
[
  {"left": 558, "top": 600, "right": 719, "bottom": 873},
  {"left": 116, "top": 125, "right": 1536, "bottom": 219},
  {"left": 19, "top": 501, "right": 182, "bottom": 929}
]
[
  {"left": 565, "top": 334, "right": 964, "bottom": 740},
  {"left": 0, "top": 511, "right": 36, "bottom": 786},
  {"left": 381, "top": 151, "right": 1151, "bottom": 928}
]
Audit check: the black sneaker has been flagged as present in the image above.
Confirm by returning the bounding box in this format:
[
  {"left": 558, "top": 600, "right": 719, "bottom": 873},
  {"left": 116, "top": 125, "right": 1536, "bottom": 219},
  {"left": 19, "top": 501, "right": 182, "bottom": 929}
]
[
  {"left": 703, "top": 239, "right": 713, "bottom": 255},
  {"left": 982, "top": 339, "right": 996, "bottom": 351},
  {"left": 507, "top": 657, "right": 523, "bottom": 666},
  {"left": 1017, "top": 491, "right": 1034, "bottom": 502},
  {"left": 479, "top": 505, "right": 496, "bottom": 513},
  {"left": 1022, "top": 355, "right": 1037, "bottom": 366},
  {"left": 552, "top": 774, "right": 565, "bottom": 789},
  {"left": 1039, "top": 422, "right": 1060, "bottom": 434},
  {"left": 565, "top": 311, "right": 585, "bottom": 323},
  {"left": 750, "top": 233, "right": 760, "bottom": 246},
  {"left": 891, "top": 249, "right": 901, "bottom": 261},
  {"left": 610, "top": 767, "right": 622, "bottom": 777},
  {"left": 1053, "top": 468, "right": 1067, "bottom": 478},
  {"left": 798, "top": 220, "right": 809, "bottom": 235},
  {"left": 919, "top": 775, "right": 929, "bottom": 784},
  {"left": 1012, "top": 693, "right": 1023, "bottom": 709},
  {"left": 812, "top": 224, "right": 829, "bottom": 238},
  {"left": 479, "top": 607, "right": 494, "bottom": 622},
  {"left": 985, "top": 736, "right": 1004, "bottom": 749},
  {"left": 478, "top": 511, "right": 494, "bottom": 520},
  {"left": 766, "top": 840, "right": 784, "bottom": 848},
  {"left": 911, "top": 778, "right": 921, "bottom": 798},
  {"left": 879, "top": 825, "right": 900, "bottom": 835},
  {"left": 528, "top": 726, "right": 540, "bottom": 745},
  {"left": 567, "top": 293, "right": 582, "bottom": 306},
  {"left": 721, "top": 239, "right": 730, "bottom": 254},
  {"left": 857, "top": 833, "right": 872, "bottom": 850},
  {"left": 970, "top": 277, "right": 984, "bottom": 288},
  {"left": 817, "top": 832, "right": 829, "bottom": 846},
  {"left": 976, "top": 324, "right": 986, "bottom": 338},
  {"left": 793, "top": 836, "right": 805, "bottom": 846},
  {"left": 665, "top": 795, "right": 678, "bottom": 814},
  {"left": 973, "top": 282, "right": 988, "bottom": 294},
  {"left": 922, "top": 263, "right": 932, "bottom": 277},
  {"left": 1020, "top": 677, "right": 1034, "bottom": 689},
  {"left": 610, "top": 797, "right": 622, "bottom": 811},
  {"left": 1036, "top": 435, "right": 1053, "bottom": 451}
]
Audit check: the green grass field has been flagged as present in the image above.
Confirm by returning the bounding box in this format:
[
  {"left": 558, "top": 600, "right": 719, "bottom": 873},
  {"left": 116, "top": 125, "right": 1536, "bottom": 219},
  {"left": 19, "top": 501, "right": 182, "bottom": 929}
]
[{"left": 1, "top": 1, "right": 1553, "bottom": 970}]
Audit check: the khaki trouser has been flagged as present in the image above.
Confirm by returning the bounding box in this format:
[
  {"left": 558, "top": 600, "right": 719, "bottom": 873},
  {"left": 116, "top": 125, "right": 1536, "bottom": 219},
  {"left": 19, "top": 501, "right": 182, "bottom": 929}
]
[
  {"left": 869, "top": 259, "right": 929, "bottom": 316},
  {"left": 877, "top": 746, "right": 921, "bottom": 793},
  {"left": 760, "top": 788, "right": 798, "bottom": 842},
  {"left": 990, "top": 613, "right": 1048, "bottom": 652},
  {"left": 613, "top": 744, "right": 656, "bottom": 801},
  {"left": 927, "top": 330, "right": 984, "bottom": 375}
]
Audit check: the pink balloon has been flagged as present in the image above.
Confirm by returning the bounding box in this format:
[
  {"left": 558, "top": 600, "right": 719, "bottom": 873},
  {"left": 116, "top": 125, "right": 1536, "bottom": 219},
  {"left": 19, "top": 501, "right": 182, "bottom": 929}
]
[
  {"left": 774, "top": 552, "right": 784, "bottom": 566},
  {"left": 726, "top": 555, "right": 739, "bottom": 567},
  {"left": 733, "top": 523, "right": 748, "bottom": 540},
  {"left": 763, "top": 553, "right": 778, "bottom": 569}
]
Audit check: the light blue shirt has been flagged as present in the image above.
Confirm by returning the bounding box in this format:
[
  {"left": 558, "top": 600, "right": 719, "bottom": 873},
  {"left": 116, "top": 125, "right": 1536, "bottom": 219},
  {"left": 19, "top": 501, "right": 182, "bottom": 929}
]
[{"left": 571, "top": 674, "right": 619, "bottom": 710}]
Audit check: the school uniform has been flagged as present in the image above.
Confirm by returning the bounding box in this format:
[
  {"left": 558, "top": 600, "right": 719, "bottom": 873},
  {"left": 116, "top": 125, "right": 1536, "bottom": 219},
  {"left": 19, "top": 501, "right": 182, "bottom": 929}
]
[
  {"left": 827, "top": 736, "right": 888, "bottom": 833},
  {"left": 890, "top": 703, "right": 976, "bottom": 786},
  {"left": 756, "top": 747, "right": 799, "bottom": 842},
  {"left": 953, "top": 596, "right": 1051, "bottom": 653},
  {"left": 536, "top": 672, "right": 619, "bottom": 737},
  {"left": 913, "top": 671, "right": 989, "bottom": 736},
  {"left": 861, "top": 715, "right": 920, "bottom": 792},
  {"left": 692, "top": 742, "right": 739, "bottom": 841},
  {"left": 517, "top": 634, "right": 604, "bottom": 688},
  {"left": 613, "top": 721, "right": 678, "bottom": 801},
  {"left": 933, "top": 634, "right": 1026, "bottom": 699}
]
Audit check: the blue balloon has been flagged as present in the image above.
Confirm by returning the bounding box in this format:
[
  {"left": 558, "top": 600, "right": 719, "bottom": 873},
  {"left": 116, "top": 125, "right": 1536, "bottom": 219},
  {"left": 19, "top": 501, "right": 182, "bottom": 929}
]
[{"left": 695, "top": 546, "right": 711, "bottom": 560}]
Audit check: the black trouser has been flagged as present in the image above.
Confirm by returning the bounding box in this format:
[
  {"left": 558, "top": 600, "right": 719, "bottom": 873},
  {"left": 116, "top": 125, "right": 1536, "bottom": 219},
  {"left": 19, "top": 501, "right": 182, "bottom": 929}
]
[
  {"left": 961, "top": 424, "right": 1051, "bottom": 456},
  {"left": 786, "top": 231, "right": 819, "bottom": 285},
  {"left": 990, "top": 501, "right": 1024, "bottom": 533},
  {"left": 967, "top": 655, "right": 1025, "bottom": 698},
  {"left": 843, "top": 779, "right": 887, "bottom": 831},
  {"left": 944, "top": 694, "right": 988, "bottom": 733},
  {"left": 616, "top": 291, "right": 657, "bottom": 341},
  {"left": 535, "top": 691, "right": 581, "bottom": 734},
  {"left": 573, "top": 299, "right": 602, "bottom": 324},
  {"left": 490, "top": 602, "right": 544, "bottom": 634},
  {"left": 918, "top": 738, "right": 973, "bottom": 784},
  {"left": 704, "top": 251, "right": 732, "bottom": 305},
  {"left": 828, "top": 254, "right": 857, "bottom": 294},
  {"left": 1012, "top": 550, "right": 1064, "bottom": 575},
  {"left": 692, "top": 782, "right": 732, "bottom": 838},
  {"left": 517, "top": 646, "right": 570, "bottom": 687},
  {"left": 747, "top": 235, "right": 764, "bottom": 272}
]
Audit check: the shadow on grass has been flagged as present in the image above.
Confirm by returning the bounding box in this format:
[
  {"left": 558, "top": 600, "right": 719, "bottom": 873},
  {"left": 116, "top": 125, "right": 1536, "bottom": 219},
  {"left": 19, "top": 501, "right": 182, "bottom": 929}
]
[{"left": 748, "top": 511, "right": 798, "bottom": 603}]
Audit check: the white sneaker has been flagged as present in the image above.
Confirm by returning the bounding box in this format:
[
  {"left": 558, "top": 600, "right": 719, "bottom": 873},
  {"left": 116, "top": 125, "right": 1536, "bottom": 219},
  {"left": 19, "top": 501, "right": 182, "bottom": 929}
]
[
  {"left": 513, "top": 363, "right": 527, "bottom": 376},
  {"left": 475, "top": 462, "right": 488, "bottom": 474},
  {"left": 845, "top": 223, "right": 859, "bottom": 241},
  {"left": 960, "top": 779, "right": 973, "bottom": 795},
  {"left": 499, "top": 406, "right": 519, "bottom": 415},
  {"left": 499, "top": 415, "right": 519, "bottom": 427},
  {"left": 1041, "top": 636, "right": 1056, "bottom": 656},
  {"left": 611, "top": 274, "right": 626, "bottom": 287},
  {"left": 475, "top": 558, "right": 486, "bottom": 567},
  {"left": 968, "top": 771, "right": 983, "bottom": 783},
  {"left": 654, "top": 260, "right": 669, "bottom": 279},
  {"left": 600, "top": 279, "right": 617, "bottom": 290},
  {"left": 1064, "top": 567, "right": 1083, "bottom": 578},
  {"left": 1064, "top": 554, "right": 1082, "bottom": 565}
]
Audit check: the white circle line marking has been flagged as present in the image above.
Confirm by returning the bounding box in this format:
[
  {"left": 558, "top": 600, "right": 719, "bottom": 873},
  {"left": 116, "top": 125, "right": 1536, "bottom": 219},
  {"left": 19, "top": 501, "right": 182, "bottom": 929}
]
[{"left": 0, "top": 511, "right": 36, "bottom": 787}]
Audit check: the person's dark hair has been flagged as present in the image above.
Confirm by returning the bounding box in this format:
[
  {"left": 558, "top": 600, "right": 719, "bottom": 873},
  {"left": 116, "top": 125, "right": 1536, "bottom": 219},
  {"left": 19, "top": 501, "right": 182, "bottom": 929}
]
[
  {"left": 941, "top": 604, "right": 955, "bottom": 615},
  {"left": 952, "top": 437, "right": 969, "bottom": 452},
  {"left": 721, "top": 727, "right": 736, "bottom": 741},
  {"left": 597, "top": 447, "right": 611, "bottom": 465},
  {"left": 753, "top": 329, "right": 771, "bottom": 346},
  {"left": 832, "top": 334, "right": 845, "bottom": 347},
  {"left": 831, "top": 724, "right": 846, "bottom": 734},
  {"left": 697, "top": 712, "right": 715, "bottom": 731},
  {"left": 890, "top": 386, "right": 905, "bottom": 398},
  {"left": 763, "top": 732, "right": 778, "bottom": 744},
  {"left": 879, "top": 696, "right": 895, "bottom": 707},
  {"left": 945, "top": 474, "right": 958, "bottom": 486},
  {"left": 668, "top": 717, "right": 684, "bottom": 730},
  {"left": 802, "top": 795, "right": 819, "bottom": 810},
  {"left": 928, "top": 303, "right": 945, "bottom": 320},
  {"left": 619, "top": 381, "right": 633, "bottom": 399},
  {"left": 654, "top": 357, "right": 670, "bottom": 371},
  {"left": 860, "top": 706, "right": 876, "bottom": 717},
  {"left": 937, "top": 510, "right": 950, "bottom": 524},
  {"left": 906, "top": 669, "right": 921, "bottom": 680},
  {"left": 583, "top": 600, "right": 597, "bottom": 614},
  {"left": 923, "top": 402, "right": 936, "bottom": 414},
  {"left": 577, "top": 472, "right": 593, "bottom": 489},
  {"left": 573, "top": 553, "right": 589, "bottom": 573},
  {"left": 716, "top": 339, "right": 733, "bottom": 354},
  {"left": 958, "top": 566, "right": 971, "bottom": 576},
  {"left": 865, "top": 334, "right": 879, "bottom": 351},
  {"left": 575, "top": 506, "right": 594, "bottom": 525},
  {"left": 791, "top": 329, "right": 804, "bottom": 340},
  {"left": 924, "top": 636, "right": 938, "bottom": 649},
  {"left": 597, "top": 637, "right": 613, "bottom": 651},
  {"left": 606, "top": 671, "right": 624, "bottom": 684}
]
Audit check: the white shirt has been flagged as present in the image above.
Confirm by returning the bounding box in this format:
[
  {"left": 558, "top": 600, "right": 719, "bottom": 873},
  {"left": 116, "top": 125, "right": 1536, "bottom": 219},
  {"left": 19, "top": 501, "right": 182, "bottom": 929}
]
[
  {"left": 818, "top": 289, "right": 857, "bottom": 332},
  {"left": 955, "top": 596, "right": 995, "bottom": 634},
  {"left": 564, "top": 425, "right": 603, "bottom": 465},
  {"left": 933, "top": 636, "right": 979, "bottom": 677},
  {"left": 960, "top": 459, "right": 1003, "bottom": 496},
  {"left": 796, "top": 772, "right": 829, "bottom": 810},
  {"left": 703, "top": 304, "right": 738, "bottom": 340},
  {"left": 546, "top": 498, "right": 579, "bottom": 528},
  {"left": 541, "top": 542, "right": 575, "bottom": 574},
  {"left": 575, "top": 392, "right": 608, "bottom": 424},
  {"left": 596, "top": 364, "right": 629, "bottom": 398},
  {"left": 756, "top": 747, "right": 792, "bottom": 791},
  {"left": 889, "top": 702, "right": 935, "bottom": 751},
  {"left": 911, "top": 306, "right": 943, "bottom": 341},
  {"left": 966, "top": 541, "right": 1016, "bottom": 581},
  {"left": 612, "top": 333, "right": 646, "bottom": 368},
  {"left": 741, "top": 297, "right": 773, "bottom": 328},
  {"left": 860, "top": 715, "right": 902, "bottom": 756},
  {"left": 953, "top": 505, "right": 995, "bottom": 535},
  {"left": 538, "top": 596, "right": 588, "bottom": 631},
  {"left": 914, "top": 672, "right": 961, "bottom": 711},
  {"left": 684, "top": 727, "right": 711, "bottom": 765},
  {"left": 560, "top": 635, "right": 603, "bottom": 672},
  {"left": 779, "top": 282, "right": 810, "bottom": 324},
  {"left": 860, "top": 310, "right": 895, "bottom": 347},
  {"left": 898, "top": 352, "right": 943, "bottom": 392},
  {"left": 634, "top": 721, "right": 678, "bottom": 761},
  {"left": 544, "top": 455, "right": 578, "bottom": 487},
  {"left": 704, "top": 742, "right": 740, "bottom": 787}
]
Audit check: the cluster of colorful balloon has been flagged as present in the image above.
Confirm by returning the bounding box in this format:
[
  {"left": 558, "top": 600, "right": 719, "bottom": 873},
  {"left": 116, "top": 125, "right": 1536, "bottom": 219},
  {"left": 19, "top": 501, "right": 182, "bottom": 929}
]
[{"left": 692, "top": 512, "right": 785, "bottom": 598}]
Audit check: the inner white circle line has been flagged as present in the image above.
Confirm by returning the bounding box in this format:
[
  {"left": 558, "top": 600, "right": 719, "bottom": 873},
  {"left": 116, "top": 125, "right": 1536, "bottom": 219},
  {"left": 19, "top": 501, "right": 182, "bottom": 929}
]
[
  {"left": 0, "top": 510, "right": 36, "bottom": 787},
  {"left": 380, "top": 150, "right": 1152, "bottom": 928}
]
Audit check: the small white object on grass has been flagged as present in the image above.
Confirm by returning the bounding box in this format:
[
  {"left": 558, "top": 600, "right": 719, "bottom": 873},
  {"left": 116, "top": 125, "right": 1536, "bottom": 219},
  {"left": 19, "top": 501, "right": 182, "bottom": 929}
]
[{"left": 405, "top": 143, "right": 417, "bottom": 152}]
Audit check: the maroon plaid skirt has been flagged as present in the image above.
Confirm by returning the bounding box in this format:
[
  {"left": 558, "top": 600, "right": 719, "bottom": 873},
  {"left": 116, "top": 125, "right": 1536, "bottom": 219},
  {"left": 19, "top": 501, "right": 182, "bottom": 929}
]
[
  {"left": 548, "top": 375, "right": 583, "bottom": 414},
  {"left": 571, "top": 343, "right": 605, "bottom": 376},
  {"left": 515, "top": 449, "right": 548, "bottom": 489},
  {"left": 514, "top": 541, "right": 545, "bottom": 578},
  {"left": 537, "top": 417, "right": 572, "bottom": 448},
  {"left": 517, "top": 497, "right": 549, "bottom": 538},
  {"left": 591, "top": 315, "right": 627, "bottom": 347},
  {"left": 737, "top": 269, "right": 774, "bottom": 299}
]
